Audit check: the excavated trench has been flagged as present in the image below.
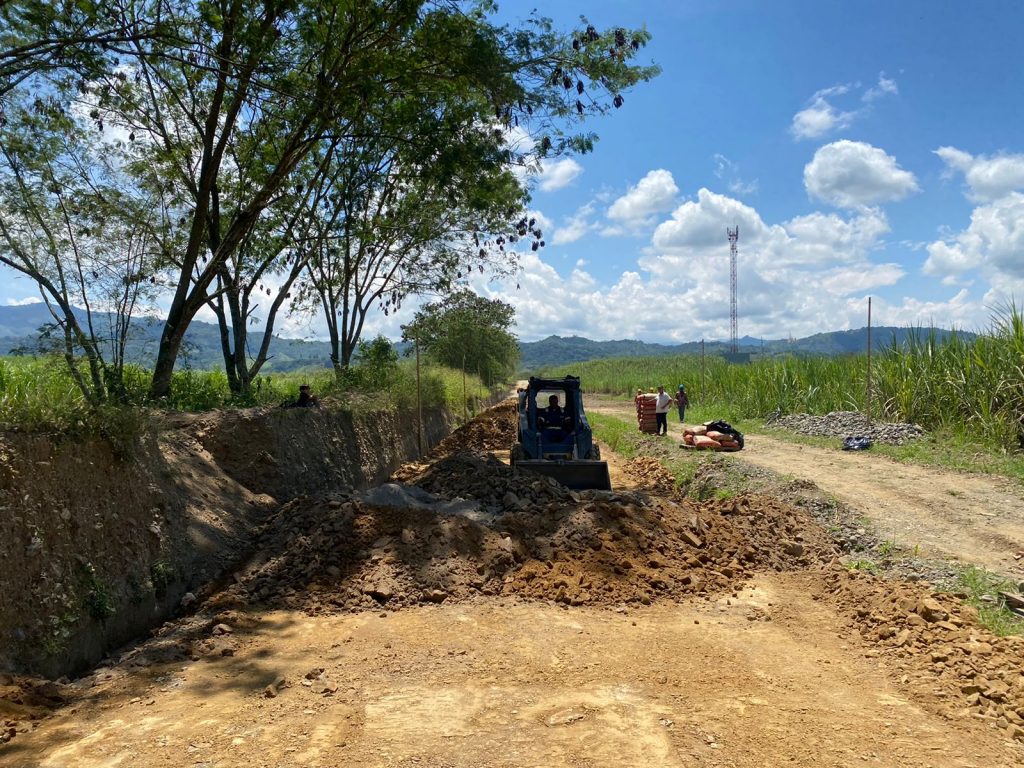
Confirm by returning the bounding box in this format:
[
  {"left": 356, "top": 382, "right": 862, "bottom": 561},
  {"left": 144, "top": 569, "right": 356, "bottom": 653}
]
[{"left": 2, "top": 400, "right": 1024, "bottom": 763}]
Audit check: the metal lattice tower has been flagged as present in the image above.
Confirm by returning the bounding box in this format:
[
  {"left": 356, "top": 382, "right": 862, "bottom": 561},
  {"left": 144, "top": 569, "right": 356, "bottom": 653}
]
[{"left": 727, "top": 226, "right": 739, "bottom": 353}]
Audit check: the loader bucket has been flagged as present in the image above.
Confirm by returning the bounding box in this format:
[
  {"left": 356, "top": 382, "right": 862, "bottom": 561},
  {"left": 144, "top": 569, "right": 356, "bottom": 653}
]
[{"left": 514, "top": 459, "right": 612, "bottom": 491}]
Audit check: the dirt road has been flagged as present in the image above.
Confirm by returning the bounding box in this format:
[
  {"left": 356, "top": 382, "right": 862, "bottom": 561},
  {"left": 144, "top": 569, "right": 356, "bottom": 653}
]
[
  {"left": 588, "top": 396, "right": 1024, "bottom": 578},
  {"left": 3, "top": 402, "right": 1024, "bottom": 767},
  {"left": 5, "top": 576, "right": 1020, "bottom": 768}
]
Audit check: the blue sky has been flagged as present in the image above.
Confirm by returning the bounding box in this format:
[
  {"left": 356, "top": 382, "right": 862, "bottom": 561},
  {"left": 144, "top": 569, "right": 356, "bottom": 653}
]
[
  {"left": 463, "top": 0, "right": 1024, "bottom": 342},
  {"left": 4, "top": 0, "right": 1023, "bottom": 344}
]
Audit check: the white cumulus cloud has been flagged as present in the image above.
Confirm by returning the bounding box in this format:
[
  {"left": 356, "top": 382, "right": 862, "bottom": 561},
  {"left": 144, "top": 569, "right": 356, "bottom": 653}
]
[
  {"left": 935, "top": 146, "right": 1024, "bottom": 203},
  {"left": 925, "top": 192, "right": 1024, "bottom": 281},
  {"left": 791, "top": 75, "right": 898, "bottom": 140},
  {"left": 537, "top": 157, "right": 583, "bottom": 192},
  {"left": 606, "top": 169, "right": 679, "bottom": 230},
  {"left": 790, "top": 95, "right": 856, "bottom": 140},
  {"left": 463, "top": 186, "right": 993, "bottom": 344},
  {"left": 804, "top": 140, "right": 919, "bottom": 209}
]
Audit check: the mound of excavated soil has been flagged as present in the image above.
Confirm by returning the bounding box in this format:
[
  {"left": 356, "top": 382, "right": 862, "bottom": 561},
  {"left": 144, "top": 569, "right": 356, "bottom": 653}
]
[
  {"left": 822, "top": 566, "right": 1024, "bottom": 741},
  {"left": 430, "top": 400, "right": 518, "bottom": 456},
  {"left": 214, "top": 444, "right": 836, "bottom": 614},
  {"left": 0, "top": 675, "right": 68, "bottom": 744},
  {"left": 208, "top": 403, "right": 1024, "bottom": 744},
  {"left": 623, "top": 456, "right": 682, "bottom": 496}
]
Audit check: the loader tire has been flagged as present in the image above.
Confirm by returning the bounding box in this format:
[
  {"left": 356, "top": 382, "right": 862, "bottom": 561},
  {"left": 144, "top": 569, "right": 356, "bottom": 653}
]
[
  {"left": 587, "top": 444, "right": 601, "bottom": 460},
  {"left": 510, "top": 442, "right": 526, "bottom": 465}
]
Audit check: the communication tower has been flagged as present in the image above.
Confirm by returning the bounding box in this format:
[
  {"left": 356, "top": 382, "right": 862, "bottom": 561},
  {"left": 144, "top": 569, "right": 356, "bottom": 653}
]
[{"left": 727, "top": 226, "right": 739, "bottom": 353}]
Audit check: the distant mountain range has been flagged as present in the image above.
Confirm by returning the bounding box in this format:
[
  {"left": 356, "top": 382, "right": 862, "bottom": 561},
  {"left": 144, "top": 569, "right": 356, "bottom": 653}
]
[
  {"left": 518, "top": 326, "right": 976, "bottom": 368},
  {"left": 0, "top": 303, "right": 976, "bottom": 372},
  {"left": 0, "top": 303, "right": 334, "bottom": 372}
]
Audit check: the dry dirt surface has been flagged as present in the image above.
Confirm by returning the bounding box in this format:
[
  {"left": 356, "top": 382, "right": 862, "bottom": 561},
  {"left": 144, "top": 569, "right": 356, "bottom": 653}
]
[
  {"left": 3, "top": 401, "right": 1024, "bottom": 767},
  {"left": 588, "top": 396, "right": 1024, "bottom": 578}
]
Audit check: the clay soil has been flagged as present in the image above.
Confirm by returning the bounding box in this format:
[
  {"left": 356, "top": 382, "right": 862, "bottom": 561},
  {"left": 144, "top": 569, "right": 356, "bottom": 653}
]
[{"left": 3, "top": 400, "right": 1024, "bottom": 767}]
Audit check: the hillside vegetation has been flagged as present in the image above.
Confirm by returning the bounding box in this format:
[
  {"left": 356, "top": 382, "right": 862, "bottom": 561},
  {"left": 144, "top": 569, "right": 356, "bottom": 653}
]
[{"left": 518, "top": 326, "right": 975, "bottom": 368}]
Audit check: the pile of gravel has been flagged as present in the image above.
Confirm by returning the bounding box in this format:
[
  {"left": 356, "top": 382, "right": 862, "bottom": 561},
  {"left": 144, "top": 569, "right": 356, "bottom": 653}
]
[{"left": 767, "top": 410, "right": 925, "bottom": 445}]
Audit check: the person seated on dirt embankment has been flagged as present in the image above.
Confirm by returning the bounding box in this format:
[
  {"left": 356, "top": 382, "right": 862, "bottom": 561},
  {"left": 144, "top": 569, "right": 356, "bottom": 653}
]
[{"left": 282, "top": 384, "right": 320, "bottom": 409}]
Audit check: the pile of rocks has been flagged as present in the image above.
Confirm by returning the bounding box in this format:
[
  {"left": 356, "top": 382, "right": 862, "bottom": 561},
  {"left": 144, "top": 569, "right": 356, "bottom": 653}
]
[
  {"left": 624, "top": 456, "right": 681, "bottom": 497},
  {"left": 768, "top": 411, "right": 925, "bottom": 445},
  {"left": 825, "top": 566, "right": 1024, "bottom": 742},
  {"left": 430, "top": 400, "right": 517, "bottom": 456}
]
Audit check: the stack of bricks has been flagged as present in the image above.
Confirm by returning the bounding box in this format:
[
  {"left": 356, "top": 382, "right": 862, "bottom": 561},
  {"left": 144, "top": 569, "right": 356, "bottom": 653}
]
[{"left": 635, "top": 393, "right": 659, "bottom": 434}]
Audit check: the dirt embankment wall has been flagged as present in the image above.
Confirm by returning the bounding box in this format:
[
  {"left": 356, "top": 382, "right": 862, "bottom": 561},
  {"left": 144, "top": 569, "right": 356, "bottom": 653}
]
[{"left": 0, "top": 405, "right": 451, "bottom": 678}]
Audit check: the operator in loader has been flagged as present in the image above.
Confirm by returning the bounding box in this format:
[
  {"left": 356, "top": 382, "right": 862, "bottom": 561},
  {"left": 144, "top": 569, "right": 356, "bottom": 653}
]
[{"left": 538, "top": 394, "right": 569, "bottom": 430}]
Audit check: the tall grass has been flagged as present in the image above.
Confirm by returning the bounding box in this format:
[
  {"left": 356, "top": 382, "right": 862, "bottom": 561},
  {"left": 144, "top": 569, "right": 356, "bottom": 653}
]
[
  {"left": 544, "top": 307, "right": 1024, "bottom": 450},
  {"left": 0, "top": 355, "right": 493, "bottom": 433},
  {"left": 547, "top": 353, "right": 865, "bottom": 418}
]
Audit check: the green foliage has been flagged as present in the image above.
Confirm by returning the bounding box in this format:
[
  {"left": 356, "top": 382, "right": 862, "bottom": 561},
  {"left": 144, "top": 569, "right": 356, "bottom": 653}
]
[
  {"left": 81, "top": 563, "right": 115, "bottom": 622},
  {"left": 150, "top": 559, "right": 174, "bottom": 598},
  {"left": 587, "top": 412, "right": 641, "bottom": 459},
  {"left": 346, "top": 336, "right": 401, "bottom": 392},
  {"left": 953, "top": 566, "right": 1024, "bottom": 636},
  {"left": 0, "top": 353, "right": 490, "bottom": 433},
  {"left": 404, "top": 289, "right": 519, "bottom": 384},
  {"left": 844, "top": 559, "right": 880, "bottom": 575},
  {"left": 2, "top": 1, "right": 659, "bottom": 400}
]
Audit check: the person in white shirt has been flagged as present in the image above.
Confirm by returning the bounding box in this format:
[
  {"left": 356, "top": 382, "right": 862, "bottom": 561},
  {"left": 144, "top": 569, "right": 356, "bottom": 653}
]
[{"left": 655, "top": 385, "right": 672, "bottom": 435}]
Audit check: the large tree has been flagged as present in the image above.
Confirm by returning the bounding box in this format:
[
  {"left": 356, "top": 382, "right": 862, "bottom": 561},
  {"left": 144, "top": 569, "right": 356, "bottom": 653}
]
[
  {"left": 403, "top": 289, "right": 519, "bottom": 385},
  {"left": 292, "top": 7, "right": 658, "bottom": 378},
  {"left": 0, "top": 89, "right": 164, "bottom": 403},
  {"left": 294, "top": 112, "right": 528, "bottom": 378},
  {"left": 1, "top": 1, "right": 658, "bottom": 400}
]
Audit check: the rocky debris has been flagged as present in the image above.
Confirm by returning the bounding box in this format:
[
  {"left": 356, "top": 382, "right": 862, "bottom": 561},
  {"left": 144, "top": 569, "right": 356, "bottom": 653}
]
[
  {"left": 0, "top": 674, "right": 69, "bottom": 743},
  {"left": 823, "top": 566, "right": 1024, "bottom": 742},
  {"left": 302, "top": 668, "right": 338, "bottom": 696},
  {"left": 624, "top": 457, "right": 680, "bottom": 496},
  {"left": 767, "top": 411, "right": 925, "bottom": 445},
  {"left": 392, "top": 450, "right": 569, "bottom": 512},
  {"left": 211, "top": 442, "right": 838, "bottom": 615},
  {"left": 430, "top": 400, "right": 518, "bottom": 456},
  {"left": 263, "top": 676, "right": 288, "bottom": 699}
]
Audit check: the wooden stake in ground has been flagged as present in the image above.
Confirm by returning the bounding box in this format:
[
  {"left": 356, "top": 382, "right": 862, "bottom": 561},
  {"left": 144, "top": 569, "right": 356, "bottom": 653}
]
[{"left": 416, "top": 337, "right": 423, "bottom": 458}]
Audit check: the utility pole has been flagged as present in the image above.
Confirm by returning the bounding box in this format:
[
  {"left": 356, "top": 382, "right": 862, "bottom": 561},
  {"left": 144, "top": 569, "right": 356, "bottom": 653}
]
[{"left": 866, "top": 297, "right": 873, "bottom": 424}]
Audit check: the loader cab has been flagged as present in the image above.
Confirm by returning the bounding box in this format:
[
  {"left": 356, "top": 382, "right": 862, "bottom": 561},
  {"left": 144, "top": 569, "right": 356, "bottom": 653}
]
[
  {"left": 536, "top": 392, "right": 573, "bottom": 431},
  {"left": 511, "top": 375, "right": 609, "bottom": 490},
  {"left": 515, "top": 377, "right": 592, "bottom": 460}
]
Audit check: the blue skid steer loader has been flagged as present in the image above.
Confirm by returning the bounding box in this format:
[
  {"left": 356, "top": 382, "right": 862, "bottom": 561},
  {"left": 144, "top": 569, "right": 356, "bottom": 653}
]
[{"left": 510, "top": 375, "right": 612, "bottom": 491}]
